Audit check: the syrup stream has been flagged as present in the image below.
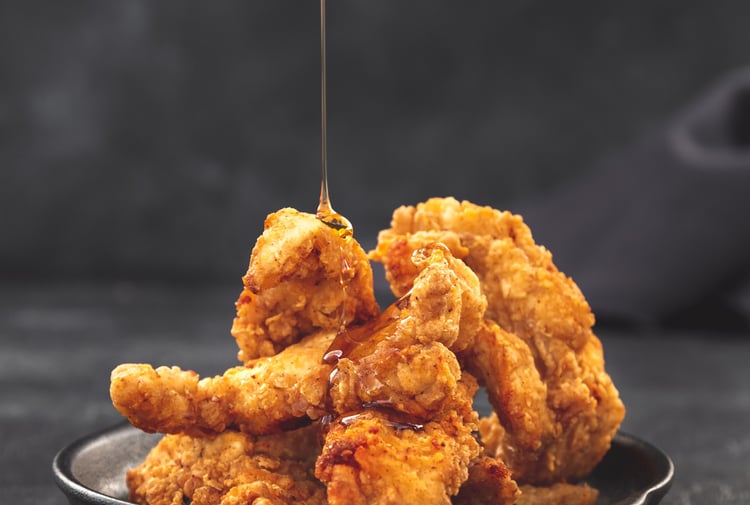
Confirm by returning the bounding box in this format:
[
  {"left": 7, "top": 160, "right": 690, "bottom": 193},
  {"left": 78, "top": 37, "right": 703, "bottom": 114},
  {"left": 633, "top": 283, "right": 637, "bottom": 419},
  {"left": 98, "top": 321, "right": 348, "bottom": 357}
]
[
  {"left": 316, "top": 0, "right": 352, "bottom": 238},
  {"left": 314, "top": 1, "right": 420, "bottom": 432}
]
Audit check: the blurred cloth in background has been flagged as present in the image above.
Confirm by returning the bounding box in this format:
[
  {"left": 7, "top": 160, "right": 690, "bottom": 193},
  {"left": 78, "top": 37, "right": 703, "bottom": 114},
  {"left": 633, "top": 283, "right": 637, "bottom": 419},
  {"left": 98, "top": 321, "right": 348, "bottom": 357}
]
[
  {"left": 2, "top": 1, "right": 750, "bottom": 329},
  {"left": 519, "top": 67, "right": 750, "bottom": 329}
]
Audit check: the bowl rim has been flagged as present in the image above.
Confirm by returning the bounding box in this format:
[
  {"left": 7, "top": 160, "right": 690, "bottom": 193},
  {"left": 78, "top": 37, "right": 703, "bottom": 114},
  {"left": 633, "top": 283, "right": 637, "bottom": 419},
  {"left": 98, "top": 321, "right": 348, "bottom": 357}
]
[
  {"left": 610, "top": 431, "right": 675, "bottom": 505},
  {"left": 53, "top": 423, "right": 141, "bottom": 505},
  {"left": 53, "top": 424, "right": 674, "bottom": 505}
]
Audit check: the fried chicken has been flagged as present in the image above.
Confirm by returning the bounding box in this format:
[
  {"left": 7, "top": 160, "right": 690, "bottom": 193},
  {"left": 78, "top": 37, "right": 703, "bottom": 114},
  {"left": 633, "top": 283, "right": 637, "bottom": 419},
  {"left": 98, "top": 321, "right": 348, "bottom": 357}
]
[
  {"left": 112, "top": 200, "right": 626, "bottom": 504},
  {"left": 453, "top": 452, "right": 598, "bottom": 505},
  {"left": 317, "top": 244, "right": 489, "bottom": 504},
  {"left": 111, "top": 239, "right": 485, "bottom": 440},
  {"left": 111, "top": 330, "right": 335, "bottom": 437},
  {"left": 370, "top": 197, "right": 625, "bottom": 484},
  {"left": 328, "top": 244, "right": 486, "bottom": 419},
  {"left": 127, "top": 422, "right": 325, "bottom": 505},
  {"left": 231, "top": 208, "right": 380, "bottom": 362},
  {"left": 316, "top": 379, "right": 481, "bottom": 505},
  {"left": 452, "top": 456, "right": 520, "bottom": 505}
]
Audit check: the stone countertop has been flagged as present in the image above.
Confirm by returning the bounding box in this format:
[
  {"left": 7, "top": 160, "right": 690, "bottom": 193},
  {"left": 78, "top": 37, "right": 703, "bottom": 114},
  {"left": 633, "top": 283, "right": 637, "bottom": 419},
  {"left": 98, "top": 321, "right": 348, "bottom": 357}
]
[{"left": 1, "top": 283, "right": 748, "bottom": 505}]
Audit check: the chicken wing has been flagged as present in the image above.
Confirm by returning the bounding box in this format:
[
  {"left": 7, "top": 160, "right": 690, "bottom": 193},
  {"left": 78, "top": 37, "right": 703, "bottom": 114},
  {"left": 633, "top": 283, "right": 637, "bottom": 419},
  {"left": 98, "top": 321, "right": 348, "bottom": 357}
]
[{"left": 231, "top": 208, "right": 380, "bottom": 362}]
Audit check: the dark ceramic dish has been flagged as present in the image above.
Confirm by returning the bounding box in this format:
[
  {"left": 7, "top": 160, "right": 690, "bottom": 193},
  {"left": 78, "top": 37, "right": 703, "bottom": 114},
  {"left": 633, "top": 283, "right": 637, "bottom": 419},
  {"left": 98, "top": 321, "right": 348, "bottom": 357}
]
[{"left": 54, "top": 423, "right": 673, "bottom": 505}]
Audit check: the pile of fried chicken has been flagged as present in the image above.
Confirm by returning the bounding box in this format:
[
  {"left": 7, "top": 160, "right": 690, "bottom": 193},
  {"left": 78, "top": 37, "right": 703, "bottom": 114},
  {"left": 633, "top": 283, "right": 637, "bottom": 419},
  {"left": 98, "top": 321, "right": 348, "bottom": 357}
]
[{"left": 110, "top": 197, "right": 626, "bottom": 505}]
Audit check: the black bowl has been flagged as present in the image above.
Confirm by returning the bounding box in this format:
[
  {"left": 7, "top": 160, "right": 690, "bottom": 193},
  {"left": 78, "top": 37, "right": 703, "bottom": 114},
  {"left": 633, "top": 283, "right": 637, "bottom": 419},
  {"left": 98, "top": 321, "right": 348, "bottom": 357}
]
[{"left": 53, "top": 424, "right": 673, "bottom": 505}]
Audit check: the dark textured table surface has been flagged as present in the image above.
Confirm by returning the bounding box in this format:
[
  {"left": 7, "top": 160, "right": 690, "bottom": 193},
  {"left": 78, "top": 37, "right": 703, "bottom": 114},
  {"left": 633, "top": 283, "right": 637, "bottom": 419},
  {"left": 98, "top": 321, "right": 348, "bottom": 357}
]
[{"left": 2, "top": 283, "right": 749, "bottom": 505}]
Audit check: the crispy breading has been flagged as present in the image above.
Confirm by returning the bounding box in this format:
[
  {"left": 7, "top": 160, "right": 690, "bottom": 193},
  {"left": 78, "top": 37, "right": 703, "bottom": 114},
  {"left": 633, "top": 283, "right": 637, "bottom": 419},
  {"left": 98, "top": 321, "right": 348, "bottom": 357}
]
[
  {"left": 452, "top": 456, "right": 521, "bottom": 505},
  {"left": 113, "top": 201, "right": 626, "bottom": 504},
  {"left": 231, "top": 208, "right": 380, "bottom": 362},
  {"left": 328, "top": 244, "right": 485, "bottom": 419},
  {"left": 316, "top": 245, "right": 487, "bottom": 503},
  {"left": 316, "top": 378, "right": 481, "bottom": 505},
  {"left": 111, "top": 331, "right": 334, "bottom": 436},
  {"left": 370, "top": 197, "right": 593, "bottom": 348},
  {"left": 127, "top": 423, "right": 325, "bottom": 505},
  {"left": 371, "top": 197, "right": 625, "bottom": 484},
  {"left": 466, "top": 321, "right": 555, "bottom": 455},
  {"left": 330, "top": 340, "right": 463, "bottom": 421}
]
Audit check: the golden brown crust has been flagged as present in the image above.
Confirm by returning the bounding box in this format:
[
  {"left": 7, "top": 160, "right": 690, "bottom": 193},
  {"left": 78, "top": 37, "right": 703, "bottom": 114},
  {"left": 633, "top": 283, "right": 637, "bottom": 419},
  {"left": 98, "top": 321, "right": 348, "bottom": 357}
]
[
  {"left": 315, "top": 245, "right": 488, "bottom": 503},
  {"left": 127, "top": 424, "right": 325, "bottom": 505},
  {"left": 316, "top": 378, "right": 481, "bottom": 505},
  {"left": 114, "top": 199, "right": 625, "bottom": 503},
  {"left": 111, "top": 331, "right": 334, "bottom": 436},
  {"left": 371, "top": 197, "right": 625, "bottom": 484},
  {"left": 452, "top": 456, "right": 521, "bottom": 505},
  {"left": 232, "top": 208, "right": 380, "bottom": 362}
]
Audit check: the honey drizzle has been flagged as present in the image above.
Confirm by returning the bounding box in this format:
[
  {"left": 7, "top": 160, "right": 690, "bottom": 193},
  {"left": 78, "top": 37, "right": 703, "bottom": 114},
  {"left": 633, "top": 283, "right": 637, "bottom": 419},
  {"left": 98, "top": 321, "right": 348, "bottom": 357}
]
[
  {"left": 316, "top": 0, "right": 352, "bottom": 239},
  {"left": 315, "top": 0, "right": 352, "bottom": 338},
  {"left": 313, "top": 0, "right": 420, "bottom": 432},
  {"left": 324, "top": 292, "right": 409, "bottom": 363},
  {"left": 322, "top": 292, "right": 424, "bottom": 432}
]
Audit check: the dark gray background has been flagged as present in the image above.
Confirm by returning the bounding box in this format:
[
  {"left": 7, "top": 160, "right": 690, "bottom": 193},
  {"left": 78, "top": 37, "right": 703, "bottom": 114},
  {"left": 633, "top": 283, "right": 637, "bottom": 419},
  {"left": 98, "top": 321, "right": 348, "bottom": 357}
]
[
  {"left": 2, "top": 4, "right": 750, "bottom": 504},
  {"left": 3, "top": 1, "right": 750, "bottom": 284}
]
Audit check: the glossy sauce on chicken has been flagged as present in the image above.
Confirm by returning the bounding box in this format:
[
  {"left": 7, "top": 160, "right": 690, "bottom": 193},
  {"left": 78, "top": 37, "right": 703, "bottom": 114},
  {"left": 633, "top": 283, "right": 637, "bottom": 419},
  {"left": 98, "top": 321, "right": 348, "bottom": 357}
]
[
  {"left": 313, "top": 0, "right": 424, "bottom": 433},
  {"left": 321, "top": 291, "right": 426, "bottom": 431}
]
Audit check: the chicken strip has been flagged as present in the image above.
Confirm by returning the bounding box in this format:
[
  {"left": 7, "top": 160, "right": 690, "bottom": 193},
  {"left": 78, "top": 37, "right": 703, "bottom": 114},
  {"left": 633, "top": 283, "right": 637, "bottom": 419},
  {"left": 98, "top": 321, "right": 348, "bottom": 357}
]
[
  {"left": 477, "top": 325, "right": 623, "bottom": 482},
  {"left": 371, "top": 197, "right": 625, "bottom": 484},
  {"left": 328, "top": 244, "right": 486, "bottom": 419},
  {"left": 370, "top": 197, "right": 593, "bottom": 348},
  {"left": 453, "top": 452, "right": 597, "bottom": 505},
  {"left": 111, "top": 331, "right": 334, "bottom": 437},
  {"left": 127, "top": 422, "right": 325, "bottom": 505},
  {"left": 465, "top": 321, "right": 555, "bottom": 458},
  {"left": 452, "top": 456, "right": 520, "bottom": 505},
  {"left": 316, "top": 245, "right": 488, "bottom": 504},
  {"left": 232, "top": 208, "right": 380, "bottom": 362},
  {"left": 315, "top": 378, "right": 481, "bottom": 505}
]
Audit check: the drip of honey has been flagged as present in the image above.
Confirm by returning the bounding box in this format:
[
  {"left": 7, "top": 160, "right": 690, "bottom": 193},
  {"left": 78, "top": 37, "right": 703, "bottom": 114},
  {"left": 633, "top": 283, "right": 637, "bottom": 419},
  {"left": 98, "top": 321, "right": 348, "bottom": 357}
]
[
  {"left": 316, "top": 0, "right": 353, "bottom": 239},
  {"left": 313, "top": 0, "right": 420, "bottom": 433},
  {"left": 314, "top": 0, "right": 353, "bottom": 337}
]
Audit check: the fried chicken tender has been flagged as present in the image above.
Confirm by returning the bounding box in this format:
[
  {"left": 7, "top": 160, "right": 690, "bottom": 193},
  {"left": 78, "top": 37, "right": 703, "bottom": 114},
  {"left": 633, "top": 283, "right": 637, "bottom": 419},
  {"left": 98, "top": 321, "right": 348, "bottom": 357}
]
[
  {"left": 452, "top": 442, "right": 598, "bottom": 505},
  {"left": 111, "top": 331, "right": 334, "bottom": 437},
  {"left": 370, "top": 197, "right": 625, "bottom": 484},
  {"left": 127, "top": 423, "right": 326, "bottom": 505},
  {"left": 452, "top": 456, "right": 521, "bottom": 505},
  {"left": 328, "top": 244, "right": 486, "bottom": 419},
  {"left": 316, "top": 378, "right": 482, "bottom": 505},
  {"left": 232, "top": 208, "right": 380, "bottom": 362},
  {"left": 316, "top": 245, "right": 493, "bottom": 504},
  {"left": 466, "top": 321, "right": 553, "bottom": 456}
]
